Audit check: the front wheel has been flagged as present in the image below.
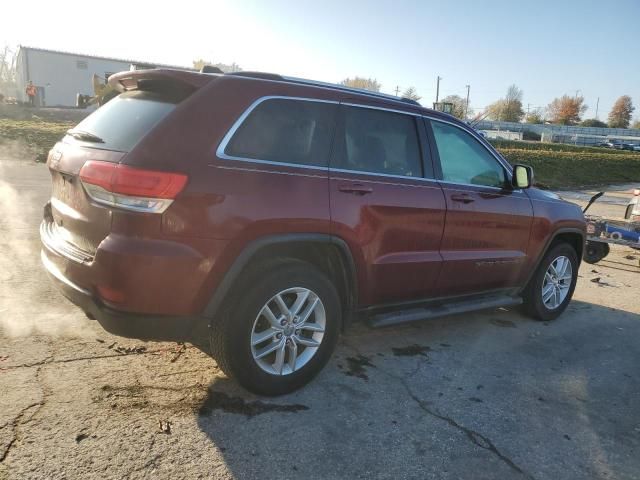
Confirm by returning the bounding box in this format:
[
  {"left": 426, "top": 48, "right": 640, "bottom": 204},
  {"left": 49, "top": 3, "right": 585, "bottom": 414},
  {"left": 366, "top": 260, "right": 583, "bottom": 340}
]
[
  {"left": 522, "top": 243, "right": 579, "bottom": 321},
  {"left": 209, "top": 260, "right": 341, "bottom": 396}
]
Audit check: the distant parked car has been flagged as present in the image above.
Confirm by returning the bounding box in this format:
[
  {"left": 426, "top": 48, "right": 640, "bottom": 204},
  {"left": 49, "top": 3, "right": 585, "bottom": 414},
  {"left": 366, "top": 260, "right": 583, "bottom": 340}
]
[
  {"left": 621, "top": 143, "right": 636, "bottom": 151},
  {"left": 632, "top": 145, "right": 640, "bottom": 152},
  {"left": 597, "top": 140, "right": 618, "bottom": 148}
]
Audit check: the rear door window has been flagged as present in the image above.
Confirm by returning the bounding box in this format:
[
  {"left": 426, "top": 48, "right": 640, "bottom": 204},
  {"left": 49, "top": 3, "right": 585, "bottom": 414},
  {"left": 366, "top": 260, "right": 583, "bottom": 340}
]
[
  {"left": 224, "top": 98, "right": 337, "bottom": 167},
  {"left": 332, "top": 105, "right": 423, "bottom": 177},
  {"left": 65, "top": 91, "right": 176, "bottom": 153}
]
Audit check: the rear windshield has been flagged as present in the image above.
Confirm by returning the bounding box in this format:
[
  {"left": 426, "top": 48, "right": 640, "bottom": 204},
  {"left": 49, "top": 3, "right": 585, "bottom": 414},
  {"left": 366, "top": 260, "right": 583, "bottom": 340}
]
[{"left": 65, "top": 91, "right": 176, "bottom": 152}]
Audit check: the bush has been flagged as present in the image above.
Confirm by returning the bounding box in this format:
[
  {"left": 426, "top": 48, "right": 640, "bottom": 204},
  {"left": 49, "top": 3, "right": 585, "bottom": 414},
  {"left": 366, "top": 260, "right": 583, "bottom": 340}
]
[
  {"left": 497, "top": 148, "right": 640, "bottom": 188},
  {"left": 522, "top": 131, "right": 541, "bottom": 141},
  {"left": 580, "top": 118, "right": 607, "bottom": 128}
]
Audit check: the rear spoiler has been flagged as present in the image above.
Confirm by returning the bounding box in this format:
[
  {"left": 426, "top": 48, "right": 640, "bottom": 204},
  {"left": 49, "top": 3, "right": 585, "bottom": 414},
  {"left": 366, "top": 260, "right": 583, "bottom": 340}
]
[{"left": 108, "top": 69, "right": 215, "bottom": 95}]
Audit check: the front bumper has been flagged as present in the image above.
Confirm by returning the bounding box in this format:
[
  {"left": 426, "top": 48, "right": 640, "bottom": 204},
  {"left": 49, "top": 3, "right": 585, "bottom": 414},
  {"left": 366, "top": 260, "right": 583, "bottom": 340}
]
[{"left": 41, "top": 249, "right": 200, "bottom": 341}]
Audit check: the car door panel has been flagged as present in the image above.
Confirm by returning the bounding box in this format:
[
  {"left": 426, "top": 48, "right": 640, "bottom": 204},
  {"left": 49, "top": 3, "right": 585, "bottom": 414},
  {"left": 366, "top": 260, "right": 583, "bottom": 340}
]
[
  {"left": 329, "top": 103, "right": 446, "bottom": 306},
  {"left": 438, "top": 183, "right": 533, "bottom": 295},
  {"left": 426, "top": 119, "right": 534, "bottom": 296}
]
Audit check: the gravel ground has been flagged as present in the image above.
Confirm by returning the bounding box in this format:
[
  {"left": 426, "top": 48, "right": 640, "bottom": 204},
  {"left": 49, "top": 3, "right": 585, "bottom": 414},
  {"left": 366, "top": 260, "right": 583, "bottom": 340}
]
[{"left": 1, "top": 152, "right": 639, "bottom": 480}]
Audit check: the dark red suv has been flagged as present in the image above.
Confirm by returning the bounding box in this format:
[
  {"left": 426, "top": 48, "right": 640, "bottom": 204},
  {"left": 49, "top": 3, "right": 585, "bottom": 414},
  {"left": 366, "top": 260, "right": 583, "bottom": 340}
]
[{"left": 41, "top": 69, "right": 585, "bottom": 394}]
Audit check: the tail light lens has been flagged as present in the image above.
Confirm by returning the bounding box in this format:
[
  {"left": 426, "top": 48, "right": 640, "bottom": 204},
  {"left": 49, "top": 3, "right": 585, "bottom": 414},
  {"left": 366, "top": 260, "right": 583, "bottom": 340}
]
[{"left": 79, "top": 161, "right": 188, "bottom": 213}]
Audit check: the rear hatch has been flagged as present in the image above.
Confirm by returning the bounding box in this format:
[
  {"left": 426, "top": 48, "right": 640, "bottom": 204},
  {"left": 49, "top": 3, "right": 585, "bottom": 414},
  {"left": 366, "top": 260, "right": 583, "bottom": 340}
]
[{"left": 43, "top": 83, "right": 192, "bottom": 262}]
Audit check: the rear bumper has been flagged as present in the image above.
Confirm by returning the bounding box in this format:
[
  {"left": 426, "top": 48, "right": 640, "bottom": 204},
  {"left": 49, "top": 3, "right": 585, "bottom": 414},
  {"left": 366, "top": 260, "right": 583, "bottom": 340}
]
[{"left": 41, "top": 249, "right": 200, "bottom": 341}]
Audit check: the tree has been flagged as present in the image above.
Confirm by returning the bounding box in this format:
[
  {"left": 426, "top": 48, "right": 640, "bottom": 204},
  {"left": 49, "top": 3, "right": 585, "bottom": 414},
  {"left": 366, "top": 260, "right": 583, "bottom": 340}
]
[
  {"left": 524, "top": 109, "right": 544, "bottom": 124},
  {"left": 0, "top": 45, "right": 17, "bottom": 96},
  {"left": 439, "top": 94, "right": 471, "bottom": 119},
  {"left": 580, "top": 118, "right": 607, "bottom": 128},
  {"left": 339, "top": 77, "right": 381, "bottom": 92},
  {"left": 632, "top": 120, "right": 640, "bottom": 129},
  {"left": 608, "top": 95, "right": 634, "bottom": 129},
  {"left": 192, "top": 59, "right": 241, "bottom": 73},
  {"left": 402, "top": 86, "right": 421, "bottom": 102},
  {"left": 546, "top": 95, "right": 587, "bottom": 125},
  {"left": 486, "top": 84, "right": 525, "bottom": 122}
]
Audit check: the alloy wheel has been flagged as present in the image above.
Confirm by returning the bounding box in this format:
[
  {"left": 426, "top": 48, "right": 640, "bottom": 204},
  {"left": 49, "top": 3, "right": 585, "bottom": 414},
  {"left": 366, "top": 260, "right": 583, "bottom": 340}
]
[
  {"left": 250, "top": 287, "right": 326, "bottom": 376},
  {"left": 541, "top": 255, "right": 573, "bottom": 310}
]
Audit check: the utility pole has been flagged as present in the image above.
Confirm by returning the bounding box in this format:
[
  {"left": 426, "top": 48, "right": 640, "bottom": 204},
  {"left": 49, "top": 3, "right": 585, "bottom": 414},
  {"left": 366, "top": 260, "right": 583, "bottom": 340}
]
[
  {"left": 465, "top": 84, "right": 470, "bottom": 119},
  {"left": 435, "top": 76, "right": 442, "bottom": 104},
  {"left": 394, "top": 86, "right": 400, "bottom": 96},
  {"left": 595, "top": 97, "right": 600, "bottom": 119}
]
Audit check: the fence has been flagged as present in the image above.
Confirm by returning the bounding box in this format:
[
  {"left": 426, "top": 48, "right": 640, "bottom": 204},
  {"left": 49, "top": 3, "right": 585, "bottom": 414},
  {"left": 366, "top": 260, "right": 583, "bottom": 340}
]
[{"left": 475, "top": 120, "right": 640, "bottom": 138}]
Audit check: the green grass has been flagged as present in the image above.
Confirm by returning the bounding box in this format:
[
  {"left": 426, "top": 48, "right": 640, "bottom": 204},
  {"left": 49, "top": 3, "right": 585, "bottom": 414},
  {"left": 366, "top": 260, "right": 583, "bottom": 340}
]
[
  {"left": 0, "top": 118, "right": 72, "bottom": 162},
  {"left": 497, "top": 148, "right": 640, "bottom": 189}
]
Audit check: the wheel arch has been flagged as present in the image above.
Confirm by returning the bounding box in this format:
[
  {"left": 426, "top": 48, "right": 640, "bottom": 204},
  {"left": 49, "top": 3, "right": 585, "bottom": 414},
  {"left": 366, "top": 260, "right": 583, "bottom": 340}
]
[
  {"left": 202, "top": 234, "right": 358, "bottom": 329},
  {"left": 520, "top": 227, "right": 585, "bottom": 293}
]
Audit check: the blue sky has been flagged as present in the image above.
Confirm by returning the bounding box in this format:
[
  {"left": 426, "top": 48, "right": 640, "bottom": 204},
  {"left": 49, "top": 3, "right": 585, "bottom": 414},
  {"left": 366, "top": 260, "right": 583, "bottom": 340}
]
[{"left": 3, "top": 0, "right": 639, "bottom": 119}]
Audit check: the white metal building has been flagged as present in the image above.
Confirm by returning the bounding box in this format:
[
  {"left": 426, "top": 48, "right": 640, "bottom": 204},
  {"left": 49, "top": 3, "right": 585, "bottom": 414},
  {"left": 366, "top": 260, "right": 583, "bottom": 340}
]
[{"left": 15, "top": 46, "right": 191, "bottom": 107}]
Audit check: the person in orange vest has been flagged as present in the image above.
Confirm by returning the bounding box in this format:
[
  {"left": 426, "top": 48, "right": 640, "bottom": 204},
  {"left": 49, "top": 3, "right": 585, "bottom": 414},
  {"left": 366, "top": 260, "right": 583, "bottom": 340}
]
[{"left": 25, "top": 81, "right": 37, "bottom": 107}]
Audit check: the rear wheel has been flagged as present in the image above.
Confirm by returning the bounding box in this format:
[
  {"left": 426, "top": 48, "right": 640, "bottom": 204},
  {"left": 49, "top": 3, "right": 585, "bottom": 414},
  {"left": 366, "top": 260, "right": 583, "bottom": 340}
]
[
  {"left": 209, "top": 260, "right": 340, "bottom": 396},
  {"left": 522, "top": 243, "right": 579, "bottom": 321}
]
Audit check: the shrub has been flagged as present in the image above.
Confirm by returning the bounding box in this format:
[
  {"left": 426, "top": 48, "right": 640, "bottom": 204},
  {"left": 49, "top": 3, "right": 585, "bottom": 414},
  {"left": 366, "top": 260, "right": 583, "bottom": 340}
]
[{"left": 497, "top": 148, "right": 640, "bottom": 188}]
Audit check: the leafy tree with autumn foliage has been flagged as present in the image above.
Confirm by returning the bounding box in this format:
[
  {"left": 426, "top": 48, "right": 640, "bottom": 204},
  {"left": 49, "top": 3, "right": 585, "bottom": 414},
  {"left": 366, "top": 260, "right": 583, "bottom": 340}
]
[
  {"left": 524, "top": 109, "right": 544, "bottom": 124},
  {"left": 608, "top": 95, "right": 634, "bottom": 128},
  {"left": 339, "top": 77, "right": 381, "bottom": 92},
  {"left": 546, "top": 95, "right": 587, "bottom": 125},
  {"left": 486, "top": 85, "right": 525, "bottom": 122},
  {"left": 439, "top": 94, "right": 471, "bottom": 119}
]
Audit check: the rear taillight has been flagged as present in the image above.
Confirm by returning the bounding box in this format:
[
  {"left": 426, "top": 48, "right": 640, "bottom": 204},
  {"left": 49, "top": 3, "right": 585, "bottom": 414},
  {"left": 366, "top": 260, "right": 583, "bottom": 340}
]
[{"left": 79, "top": 161, "right": 188, "bottom": 213}]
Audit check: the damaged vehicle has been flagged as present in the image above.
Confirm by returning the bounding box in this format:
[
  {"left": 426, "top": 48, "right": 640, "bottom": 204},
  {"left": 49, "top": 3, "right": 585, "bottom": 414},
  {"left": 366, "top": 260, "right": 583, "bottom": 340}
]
[{"left": 41, "top": 69, "right": 586, "bottom": 395}]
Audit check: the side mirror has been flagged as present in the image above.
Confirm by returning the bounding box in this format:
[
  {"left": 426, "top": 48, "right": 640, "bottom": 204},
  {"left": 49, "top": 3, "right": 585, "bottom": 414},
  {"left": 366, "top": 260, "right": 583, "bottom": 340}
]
[{"left": 512, "top": 164, "right": 533, "bottom": 189}]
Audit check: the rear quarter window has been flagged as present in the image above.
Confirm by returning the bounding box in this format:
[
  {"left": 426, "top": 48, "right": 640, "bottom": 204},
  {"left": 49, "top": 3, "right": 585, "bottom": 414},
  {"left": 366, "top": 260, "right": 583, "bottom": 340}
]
[
  {"left": 223, "top": 98, "right": 337, "bottom": 167},
  {"left": 65, "top": 91, "right": 176, "bottom": 153}
]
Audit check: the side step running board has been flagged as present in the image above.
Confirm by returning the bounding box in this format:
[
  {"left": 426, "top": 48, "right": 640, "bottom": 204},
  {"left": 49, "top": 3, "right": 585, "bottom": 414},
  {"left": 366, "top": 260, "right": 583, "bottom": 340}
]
[{"left": 368, "top": 295, "right": 523, "bottom": 328}]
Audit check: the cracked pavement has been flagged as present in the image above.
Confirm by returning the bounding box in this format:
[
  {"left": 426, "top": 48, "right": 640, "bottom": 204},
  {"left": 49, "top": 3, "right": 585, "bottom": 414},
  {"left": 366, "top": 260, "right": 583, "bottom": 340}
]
[{"left": 1, "top": 151, "right": 640, "bottom": 479}]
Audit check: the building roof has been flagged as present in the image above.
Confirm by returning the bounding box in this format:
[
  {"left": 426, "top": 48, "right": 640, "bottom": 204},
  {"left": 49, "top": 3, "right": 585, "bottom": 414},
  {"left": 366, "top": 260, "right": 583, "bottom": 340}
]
[{"left": 19, "top": 45, "right": 193, "bottom": 70}]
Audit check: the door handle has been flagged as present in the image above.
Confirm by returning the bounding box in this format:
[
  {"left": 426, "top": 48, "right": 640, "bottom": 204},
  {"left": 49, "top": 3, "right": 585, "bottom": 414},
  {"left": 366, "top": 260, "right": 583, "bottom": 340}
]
[
  {"left": 450, "top": 193, "right": 474, "bottom": 204},
  {"left": 338, "top": 184, "right": 373, "bottom": 196}
]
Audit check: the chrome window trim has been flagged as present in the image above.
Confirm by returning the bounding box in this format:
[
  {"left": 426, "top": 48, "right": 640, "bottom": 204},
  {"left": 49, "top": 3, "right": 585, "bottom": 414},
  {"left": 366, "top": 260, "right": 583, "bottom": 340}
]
[
  {"left": 329, "top": 167, "right": 438, "bottom": 184},
  {"left": 341, "top": 102, "right": 421, "bottom": 118},
  {"left": 216, "top": 95, "right": 521, "bottom": 191},
  {"left": 424, "top": 116, "right": 514, "bottom": 174},
  {"left": 438, "top": 180, "right": 524, "bottom": 195},
  {"left": 216, "top": 95, "right": 339, "bottom": 166}
]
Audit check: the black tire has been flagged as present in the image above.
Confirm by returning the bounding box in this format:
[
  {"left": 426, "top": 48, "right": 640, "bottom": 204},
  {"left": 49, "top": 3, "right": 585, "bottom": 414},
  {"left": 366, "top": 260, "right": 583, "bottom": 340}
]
[
  {"left": 522, "top": 243, "right": 579, "bottom": 321},
  {"left": 583, "top": 241, "right": 610, "bottom": 264},
  {"left": 209, "top": 260, "right": 341, "bottom": 396}
]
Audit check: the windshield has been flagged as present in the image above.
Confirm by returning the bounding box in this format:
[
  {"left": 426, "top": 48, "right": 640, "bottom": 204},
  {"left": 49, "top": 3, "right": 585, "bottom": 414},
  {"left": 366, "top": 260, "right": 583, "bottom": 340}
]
[{"left": 64, "top": 90, "right": 176, "bottom": 152}]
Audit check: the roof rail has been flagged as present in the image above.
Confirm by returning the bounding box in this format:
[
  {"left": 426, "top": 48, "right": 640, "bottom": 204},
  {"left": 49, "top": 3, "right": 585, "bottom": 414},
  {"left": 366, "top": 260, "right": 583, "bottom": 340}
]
[
  {"left": 283, "top": 76, "right": 422, "bottom": 106},
  {"left": 228, "top": 71, "right": 285, "bottom": 81},
  {"left": 221, "top": 70, "right": 422, "bottom": 107}
]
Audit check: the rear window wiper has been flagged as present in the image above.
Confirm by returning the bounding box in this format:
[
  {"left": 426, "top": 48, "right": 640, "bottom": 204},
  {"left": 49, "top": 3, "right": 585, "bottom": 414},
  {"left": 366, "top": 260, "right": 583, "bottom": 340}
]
[{"left": 66, "top": 129, "right": 105, "bottom": 143}]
